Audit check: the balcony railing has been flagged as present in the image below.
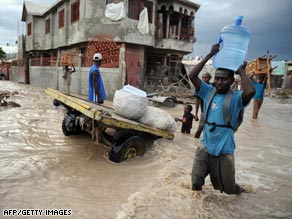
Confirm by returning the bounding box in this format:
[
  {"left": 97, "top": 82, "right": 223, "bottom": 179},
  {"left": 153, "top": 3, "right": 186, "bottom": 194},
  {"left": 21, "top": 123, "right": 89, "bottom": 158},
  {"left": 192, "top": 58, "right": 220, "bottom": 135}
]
[
  {"left": 161, "top": 25, "right": 195, "bottom": 43},
  {"left": 30, "top": 56, "right": 58, "bottom": 66}
]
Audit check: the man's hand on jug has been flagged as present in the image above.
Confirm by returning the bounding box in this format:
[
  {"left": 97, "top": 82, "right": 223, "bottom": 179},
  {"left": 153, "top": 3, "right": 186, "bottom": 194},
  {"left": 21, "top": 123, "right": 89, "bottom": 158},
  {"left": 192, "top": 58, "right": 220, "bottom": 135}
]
[
  {"left": 209, "top": 44, "right": 220, "bottom": 56},
  {"left": 236, "top": 61, "right": 247, "bottom": 75}
]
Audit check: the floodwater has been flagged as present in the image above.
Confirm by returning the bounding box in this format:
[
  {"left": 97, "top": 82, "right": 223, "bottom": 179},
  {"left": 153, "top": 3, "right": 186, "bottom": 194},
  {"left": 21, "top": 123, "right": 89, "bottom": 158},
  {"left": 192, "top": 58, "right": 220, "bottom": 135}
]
[{"left": 0, "top": 80, "right": 291, "bottom": 219}]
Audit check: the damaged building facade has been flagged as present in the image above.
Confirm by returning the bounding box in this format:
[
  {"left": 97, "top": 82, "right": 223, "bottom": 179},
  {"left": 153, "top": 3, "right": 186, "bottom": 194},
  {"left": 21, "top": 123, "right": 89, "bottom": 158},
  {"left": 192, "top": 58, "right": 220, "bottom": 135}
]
[{"left": 18, "top": 0, "right": 200, "bottom": 98}]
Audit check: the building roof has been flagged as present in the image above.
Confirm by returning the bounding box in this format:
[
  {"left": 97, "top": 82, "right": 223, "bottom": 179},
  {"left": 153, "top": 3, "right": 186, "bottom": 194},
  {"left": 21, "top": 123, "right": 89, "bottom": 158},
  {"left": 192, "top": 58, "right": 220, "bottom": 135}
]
[
  {"left": 178, "top": 0, "right": 200, "bottom": 11},
  {"left": 157, "top": 0, "right": 200, "bottom": 14},
  {"left": 21, "top": 0, "right": 200, "bottom": 21},
  {"left": 21, "top": 0, "right": 65, "bottom": 21},
  {"left": 21, "top": 1, "right": 48, "bottom": 21},
  {"left": 42, "top": 0, "right": 64, "bottom": 16}
]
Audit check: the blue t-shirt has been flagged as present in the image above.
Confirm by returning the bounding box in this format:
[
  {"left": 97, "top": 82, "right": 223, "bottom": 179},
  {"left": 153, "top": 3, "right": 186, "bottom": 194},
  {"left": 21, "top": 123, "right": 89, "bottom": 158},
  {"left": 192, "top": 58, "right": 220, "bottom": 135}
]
[
  {"left": 88, "top": 64, "right": 107, "bottom": 102},
  {"left": 253, "top": 81, "right": 266, "bottom": 100},
  {"left": 196, "top": 82, "right": 245, "bottom": 156}
]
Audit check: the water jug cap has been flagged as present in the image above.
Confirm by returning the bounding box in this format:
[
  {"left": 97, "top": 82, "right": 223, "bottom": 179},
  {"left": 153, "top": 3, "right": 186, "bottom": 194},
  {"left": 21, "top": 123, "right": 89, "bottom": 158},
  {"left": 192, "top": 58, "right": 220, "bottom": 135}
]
[{"left": 235, "top": 16, "right": 243, "bottom": 25}]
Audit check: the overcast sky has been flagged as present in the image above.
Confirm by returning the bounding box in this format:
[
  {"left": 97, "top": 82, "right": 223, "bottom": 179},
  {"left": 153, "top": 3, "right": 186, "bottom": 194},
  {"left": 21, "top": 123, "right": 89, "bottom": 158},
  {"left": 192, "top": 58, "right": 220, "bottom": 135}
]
[
  {"left": 0, "top": 0, "right": 291, "bottom": 61},
  {"left": 193, "top": 0, "right": 292, "bottom": 61}
]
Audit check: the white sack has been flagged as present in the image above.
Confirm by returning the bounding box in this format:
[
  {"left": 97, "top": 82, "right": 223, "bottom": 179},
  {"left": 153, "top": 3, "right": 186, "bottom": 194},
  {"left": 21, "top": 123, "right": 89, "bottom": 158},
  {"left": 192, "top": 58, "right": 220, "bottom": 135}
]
[
  {"left": 123, "top": 85, "right": 147, "bottom": 97},
  {"left": 113, "top": 89, "right": 148, "bottom": 120},
  {"left": 105, "top": 2, "right": 125, "bottom": 21},
  {"left": 138, "top": 106, "right": 177, "bottom": 133},
  {"left": 137, "top": 7, "right": 149, "bottom": 35}
]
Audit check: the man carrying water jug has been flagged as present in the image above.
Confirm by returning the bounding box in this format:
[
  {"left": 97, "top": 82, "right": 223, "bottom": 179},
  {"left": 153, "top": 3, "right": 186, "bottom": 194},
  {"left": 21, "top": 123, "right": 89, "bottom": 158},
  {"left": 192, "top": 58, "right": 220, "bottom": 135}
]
[{"left": 189, "top": 44, "right": 255, "bottom": 194}]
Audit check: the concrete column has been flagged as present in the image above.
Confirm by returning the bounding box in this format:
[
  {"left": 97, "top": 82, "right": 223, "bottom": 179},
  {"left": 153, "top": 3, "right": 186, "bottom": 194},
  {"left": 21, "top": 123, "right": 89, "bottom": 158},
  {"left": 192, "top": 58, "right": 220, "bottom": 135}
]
[
  {"left": 157, "top": 13, "right": 163, "bottom": 39},
  {"left": 56, "top": 48, "right": 60, "bottom": 90},
  {"left": 282, "top": 64, "right": 288, "bottom": 88},
  {"left": 163, "top": 56, "right": 167, "bottom": 65},
  {"left": 40, "top": 53, "right": 43, "bottom": 66},
  {"left": 188, "top": 17, "right": 192, "bottom": 41},
  {"left": 65, "top": 1, "right": 70, "bottom": 45},
  {"left": 166, "top": 12, "right": 170, "bottom": 38},
  {"left": 119, "top": 43, "right": 126, "bottom": 87},
  {"left": 50, "top": 12, "right": 54, "bottom": 48},
  {"left": 77, "top": 50, "right": 82, "bottom": 94},
  {"left": 177, "top": 15, "right": 182, "bottom": 40},
  {"left": 167, "top": 53, "right": 171, "bottom": 78}
]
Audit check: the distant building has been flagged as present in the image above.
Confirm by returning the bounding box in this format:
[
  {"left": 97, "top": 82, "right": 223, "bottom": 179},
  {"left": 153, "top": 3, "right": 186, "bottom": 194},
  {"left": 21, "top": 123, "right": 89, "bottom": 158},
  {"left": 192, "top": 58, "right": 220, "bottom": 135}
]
[
  {"left": 19, "top": 0, "right": 200, "bottom": 98},
  {"left": 271, "top": 60, "right": 292, "bottom": 88}
]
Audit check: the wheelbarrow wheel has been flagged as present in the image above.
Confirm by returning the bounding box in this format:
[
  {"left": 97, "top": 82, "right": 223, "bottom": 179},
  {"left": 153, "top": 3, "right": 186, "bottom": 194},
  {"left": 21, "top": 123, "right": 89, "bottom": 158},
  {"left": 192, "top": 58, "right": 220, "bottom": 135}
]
[
  {"left": 62, "top": 115, "right": 81, "bottom": 136},
  {"left": 164, "top": 97, "right": 176, "bottom": 107},
  {"left": 62, "top": 117, "right": 73, "bottom": 136},
  {"left": 109, "top": 136, "right": 145, "bottom": 163},
  {"left": 53, "top": 99, "right": 60, "bottom": 106}
]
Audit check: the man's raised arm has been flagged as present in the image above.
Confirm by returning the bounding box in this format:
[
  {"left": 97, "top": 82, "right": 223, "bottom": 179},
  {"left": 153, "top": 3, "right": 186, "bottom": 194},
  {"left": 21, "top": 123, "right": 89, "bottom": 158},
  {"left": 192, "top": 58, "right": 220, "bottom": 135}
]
[
  {"left": 237, "top": 62, "right": 256, "bottom": 106},
  {"left": 189, "top": 44, "right": 220, "bottom": 91}
]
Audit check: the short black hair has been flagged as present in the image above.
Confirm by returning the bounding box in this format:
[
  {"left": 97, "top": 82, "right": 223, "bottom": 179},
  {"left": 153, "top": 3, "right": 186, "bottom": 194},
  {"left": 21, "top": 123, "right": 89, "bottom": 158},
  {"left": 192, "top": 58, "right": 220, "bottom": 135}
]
[
  {"left": 186, "top": 104, "right": 193, "bottom": 112},
  {"left": 216, "top": 68, "right": 235, "bottom": 78}
]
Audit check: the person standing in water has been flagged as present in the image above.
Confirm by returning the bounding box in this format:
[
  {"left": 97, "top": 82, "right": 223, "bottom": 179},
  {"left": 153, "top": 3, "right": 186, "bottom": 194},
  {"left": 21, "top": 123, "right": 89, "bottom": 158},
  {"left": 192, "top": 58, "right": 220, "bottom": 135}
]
[
  {"left": 175, "top": 104, "right": 194, "bottom": 134},
  {"left": 88, "top": 53, "right": 107, "bottom": 143},
  {"left": 194, "top": 72, "right": 212, "bottom": 138},
  {"left": 88, "top": 53, "right": 106, "bottom": 104},
  {"left": 189, "top": 43, "right": 255, "bottom": 194},
  {"left": 252, "top": 74, "right": 267, "bottom": 119},
  {"left": 63, "top": 64, "right": 75, "bottom": 94}
]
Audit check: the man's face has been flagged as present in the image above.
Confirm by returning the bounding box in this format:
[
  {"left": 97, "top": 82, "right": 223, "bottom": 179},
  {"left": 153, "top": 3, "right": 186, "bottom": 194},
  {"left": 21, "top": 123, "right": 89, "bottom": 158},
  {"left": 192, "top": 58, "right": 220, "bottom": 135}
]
[
  {"left": 259, "top": 75, "right": 265, "bottom": 83},
  {"left": 94, "top": 60, "right": 102, "bottom": 66},
  {"left": 214, "top": 70, "right": 234, "bottom": 94}
]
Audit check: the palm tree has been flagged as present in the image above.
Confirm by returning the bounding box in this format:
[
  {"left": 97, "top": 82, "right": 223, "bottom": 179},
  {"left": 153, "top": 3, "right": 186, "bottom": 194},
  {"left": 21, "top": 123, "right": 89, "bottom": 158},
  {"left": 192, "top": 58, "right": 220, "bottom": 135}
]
[{"left": 0, "top": 47, "right": 6, "bottom": 60}]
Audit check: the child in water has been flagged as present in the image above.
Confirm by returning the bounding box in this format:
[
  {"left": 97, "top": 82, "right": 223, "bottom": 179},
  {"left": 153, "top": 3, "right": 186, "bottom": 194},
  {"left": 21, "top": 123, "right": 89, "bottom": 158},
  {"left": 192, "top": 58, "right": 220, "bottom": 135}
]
[{"left": 175, "top": 105, "right": 194, "bottom": 134}]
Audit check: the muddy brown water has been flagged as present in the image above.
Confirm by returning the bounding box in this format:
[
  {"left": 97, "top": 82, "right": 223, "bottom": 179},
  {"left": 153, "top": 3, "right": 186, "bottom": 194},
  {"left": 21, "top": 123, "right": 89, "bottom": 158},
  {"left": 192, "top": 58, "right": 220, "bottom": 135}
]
[{"left": 0, "top": 81, "right": 291, "bottom": 219}]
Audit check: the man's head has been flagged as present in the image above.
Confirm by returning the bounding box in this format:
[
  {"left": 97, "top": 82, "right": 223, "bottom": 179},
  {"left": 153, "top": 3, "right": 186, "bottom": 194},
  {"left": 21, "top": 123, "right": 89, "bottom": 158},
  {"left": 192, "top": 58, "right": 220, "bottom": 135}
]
[
  {"left": 202, "top": 72, "right": 211, "bottom": 83},
  {"left": 184, "top": 104, "right": 193, "bottom": 113},
  {"left": 64, "top": 65, "right": 69, "bottom": 71},
  {"left": 258, "top": 74, "right": 265, "bottom": 83},
  {"left": 214, "top": 68, "right": 234, "bottom": 94},
  {"left": 93, "top": 53, "right": 102, "bottom": 66}
]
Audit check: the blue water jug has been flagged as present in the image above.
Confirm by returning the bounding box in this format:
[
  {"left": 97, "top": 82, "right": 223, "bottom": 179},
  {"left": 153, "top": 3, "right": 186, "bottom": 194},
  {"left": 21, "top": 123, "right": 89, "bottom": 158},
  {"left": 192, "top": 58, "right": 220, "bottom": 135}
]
[{"left": 213, "top": 16, "right": 250, "bottom": 71}]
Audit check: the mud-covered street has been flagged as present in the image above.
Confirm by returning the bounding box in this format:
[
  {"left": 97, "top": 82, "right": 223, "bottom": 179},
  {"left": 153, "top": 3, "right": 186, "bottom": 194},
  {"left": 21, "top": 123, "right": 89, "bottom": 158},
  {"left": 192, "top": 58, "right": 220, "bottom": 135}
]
[{"left": 0, "top": 81, "right": 292, "bottom": 219}]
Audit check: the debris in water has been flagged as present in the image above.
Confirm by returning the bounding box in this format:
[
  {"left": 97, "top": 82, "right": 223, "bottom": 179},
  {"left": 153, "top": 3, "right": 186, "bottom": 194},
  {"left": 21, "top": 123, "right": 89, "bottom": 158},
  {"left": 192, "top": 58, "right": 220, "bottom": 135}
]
[{"left": 0, "top": 90, "right": 20, "bottom": 107}]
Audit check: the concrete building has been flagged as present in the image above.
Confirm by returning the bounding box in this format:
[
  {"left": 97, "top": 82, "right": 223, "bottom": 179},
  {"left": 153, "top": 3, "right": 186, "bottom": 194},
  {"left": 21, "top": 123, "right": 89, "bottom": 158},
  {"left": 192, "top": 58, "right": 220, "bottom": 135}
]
[
  {"left": 19, "top": 0, "right": 200, "bottom": 99},
  {"left": 271, "top": 60, "right": 292, "bottom": 88}
]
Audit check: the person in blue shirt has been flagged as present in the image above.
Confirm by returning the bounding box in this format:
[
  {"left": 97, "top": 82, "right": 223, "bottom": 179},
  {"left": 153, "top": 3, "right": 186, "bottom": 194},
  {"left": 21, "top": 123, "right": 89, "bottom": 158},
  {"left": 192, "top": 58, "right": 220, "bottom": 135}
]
[
  {"left": 88, "top": 53, "right": 107, "bottom": 104},
  {"left": 252, "top": 74, "right": 267, "bottom": 119},
  {"left": 189, "top": 44, "right": 255, "bottom": 194}
]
